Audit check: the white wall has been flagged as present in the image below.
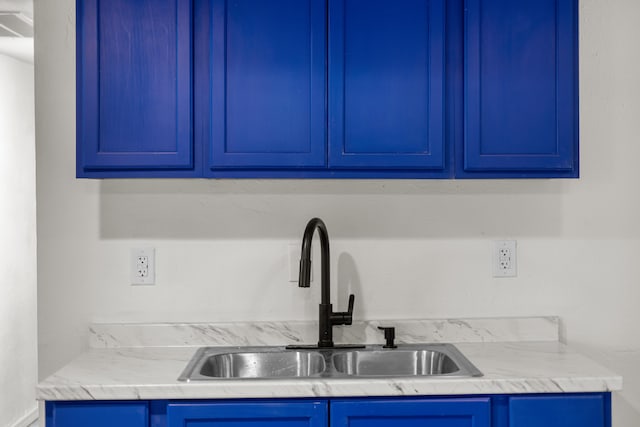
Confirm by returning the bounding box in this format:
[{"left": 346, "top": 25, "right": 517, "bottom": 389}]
[
  {"left": 0, "top": 54, "right": 37, "bottom": 426},
  {"left": 35, "top": 0, "right": 640, "bottom": 425}
]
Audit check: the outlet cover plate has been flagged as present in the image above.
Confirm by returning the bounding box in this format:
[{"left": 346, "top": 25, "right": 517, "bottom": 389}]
[
  {"left": 493, "top": 240, "right": 517, "bottom": 278},
  {"left": 131, "top": 247, "right": 155, "bottom": 285}
]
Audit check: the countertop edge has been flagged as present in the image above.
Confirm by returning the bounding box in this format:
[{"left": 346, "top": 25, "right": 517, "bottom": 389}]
[{"left": 36, "top": 340, "right": 623, "bottom": 401}]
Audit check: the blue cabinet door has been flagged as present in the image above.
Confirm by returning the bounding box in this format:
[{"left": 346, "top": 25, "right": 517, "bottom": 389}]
[
  {"left": 167, "top": 400, "right": 328, "bottom": 427},
  {"left": 76, "top": 0, "right": 195, "bottom": 177},
  {"left": 328, "top": 0, "right": 447, "bottom": 172},
  {"left": 461, "top": 0, "right": 578, "bottom": 178},
  {"left": 204, "top": 0, "right": 327, "bottom": 171},
  {"left": 331, "top": 398, "right": 491, "bottom": 427},
  {"left": 508, "top": 394, "right": 609, "bottom": 427},
  {"left": 46, "top": 401, "right": 148, "bottom": 427}
]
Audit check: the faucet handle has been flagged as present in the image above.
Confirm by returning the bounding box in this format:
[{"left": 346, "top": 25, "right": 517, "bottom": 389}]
[
  {"left": 347, "top": 294, "right": 355, "bottom": 318},
  {"left": 331, "top": 294, "right": 355, "bottom": 326},
  {"left": 342, "top": 294, "right": 355, "bottom": 325}
]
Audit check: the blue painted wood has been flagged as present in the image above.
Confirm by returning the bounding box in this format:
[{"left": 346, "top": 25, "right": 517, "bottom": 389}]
[
  {"left": 462, "top": 0, "right": 578, "bottom": 177},
  {"left": 44, "top": 393, "right": 611, "bottom": 426},
  {"left": 328, "top": 0, "right": 446, "bottom": 171},
  {"left": 331, "top": 397, "right": 491, "bottom": 427},
  {"left": 46, "top": 401, "right": 148, "bottom": 427},
  {"left": 150, "top": 400, "right": 168, "bottom": 427},
  {"left": 207, "top": 0, "right": 326, "bottom": 170},
  {"left": 167, "top": 400, "right": 328, "bottom": 427},
  {"left": 76, "top": 0, "right": 195, "bottom": 176},
  {"left": 491, "top": 395, "right": 509, "bottom": 427},
  {"left": 76, "top": 0, "right": 579, "bottom": 179},
  {"left": 509, "top": 394, "right": 606, "bottom": 427}
]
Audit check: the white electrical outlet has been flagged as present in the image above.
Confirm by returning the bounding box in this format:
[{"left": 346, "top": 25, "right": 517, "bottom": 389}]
[
  {"left": 493, "top": 240, "right": 517, "bottom": 277},
  {"left": 131, "top": 248, "right": 155, "bottom": 285}
]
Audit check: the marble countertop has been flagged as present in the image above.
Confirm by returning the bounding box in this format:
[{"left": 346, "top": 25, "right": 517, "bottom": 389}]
[{"left": 37, "top": 318, "right": 622, "bottom": 401}]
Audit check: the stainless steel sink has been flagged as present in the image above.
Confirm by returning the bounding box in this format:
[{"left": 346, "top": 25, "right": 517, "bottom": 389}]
[
  {"left": 178, "top": 344, "right": 482, "bottom": 381},
  {"left": 180, "top": 348, "right": 326, "bottom": 380},
  {"left": 332, "top": 345, "right": 481, "bottom": 377}
]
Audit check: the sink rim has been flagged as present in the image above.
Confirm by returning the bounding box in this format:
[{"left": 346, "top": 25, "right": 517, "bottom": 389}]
[{"left": 178, "top": 344, "right": 482, "bottom": 381}]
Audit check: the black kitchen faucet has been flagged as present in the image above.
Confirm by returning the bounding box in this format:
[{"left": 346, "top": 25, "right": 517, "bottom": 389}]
[{"left": 289, "top": 217, "right": 361, "bottom": 349}]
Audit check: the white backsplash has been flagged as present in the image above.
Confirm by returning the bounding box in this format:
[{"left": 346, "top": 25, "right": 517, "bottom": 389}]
[{"left": 89, "top": 316, "right": 559, "bottom": 348}]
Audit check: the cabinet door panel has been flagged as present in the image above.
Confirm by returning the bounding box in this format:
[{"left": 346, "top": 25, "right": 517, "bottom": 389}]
[
  {"left": 331, "top": 398, "right": 490, "bottom": 427},
  {"left": 509, "top": 394, "right": 608, "bottom": 427},
  {"left": 208, "top": 0, "right": 326, "bottom": 169},
  {"left": 329, "top": 0, "right": 446, "bottom": 170},
  {"left": 167, "top": 400, "right": 327, "bottom": 427},
  {"left": 46, "top": 401, "right": 148, "bottom": 427},
  {"left": 463, "top": 0, "right": 578, "bottom": 175},
  {"left": 77, "top": 0, "right": 193, "bottom": 174}
]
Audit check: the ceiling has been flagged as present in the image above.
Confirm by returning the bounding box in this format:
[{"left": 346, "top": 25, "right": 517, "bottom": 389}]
[{"left": 0, "top": 0, "right": 32, "bottom": 64}]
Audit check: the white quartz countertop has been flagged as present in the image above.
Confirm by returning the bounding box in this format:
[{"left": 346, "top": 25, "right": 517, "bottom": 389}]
[{"left": 37, "top": 318, "right": 622, "bottom": 401}]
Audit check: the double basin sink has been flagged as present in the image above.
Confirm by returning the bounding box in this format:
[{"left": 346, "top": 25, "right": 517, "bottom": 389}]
[{"left": 179, "top": 344, "right": 482, "bottom": 381}]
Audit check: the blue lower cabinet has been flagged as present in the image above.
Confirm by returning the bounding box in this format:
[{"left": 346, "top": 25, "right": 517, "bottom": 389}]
[
  {"left": 44, "top": 393, "right": 610, "bottom": 427},
  {"left": 507, "top": 394, "right": 610, "bottom": 427},
  {"left": 167, "top": 400, "right": 328, "bottom": 427},
  {"left": 331, "top": 397, "right": 491, "bottom": 427},
  {"left": 46, "top": 401, "right": 148, "bottom": 427}
]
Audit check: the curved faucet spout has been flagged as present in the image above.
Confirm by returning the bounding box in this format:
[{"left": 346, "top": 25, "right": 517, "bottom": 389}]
[{"left": 299, "top": 218, "right": 330, "bottom": 307}]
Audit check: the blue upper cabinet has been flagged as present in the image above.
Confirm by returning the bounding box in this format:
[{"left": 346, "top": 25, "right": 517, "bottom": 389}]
[
  {"left": 167, "top": 400, "right": 328, "bottom": 427},
  {"left": 204, "top": 0, "right": 327, "bottom": 172},
  {"left": 328, "top": 0, "right": 447, "bottom": 174},
  {"left": 76, "top": 0, "right": 579, "bottom": 179},
  {"left": 331, "top": 397, "right": 491, "bottom": 427},
  {"left": 460, "top": 0, "right": 579, "bottom": 178},
  {"left": 76, "top": 0, "right": 196, "bottom": 178}
]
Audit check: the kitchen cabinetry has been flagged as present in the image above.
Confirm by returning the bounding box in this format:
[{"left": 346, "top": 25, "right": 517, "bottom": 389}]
[
  {"left": 45, "top": 401, "right": 148, "bottom": 427},
  {"left": 204, "top": 0, "right": 327, "bottom": 171},
  {"left": 45, "top": 393, "right": 610, "bottom": 427},
  {"left": 506, "top": 394, "right": 610, "bottom": 427},
  {"left": 331, "top": 397, "right": 490, "bottom": 427},
  {"left": 76, "top": 0, "right": 197, "bottom": 177},
  {"left": 327, "top": 0, "right": 446, "bottom": 173},
  {"left": 76, "top": 0, "right": 578, "bottom": 179},
  {"left": 459, "top": 0, "right": 578, "bottom": 178},
  {"left": 167, "top": 400, "right": 327, "bottom": 427}
]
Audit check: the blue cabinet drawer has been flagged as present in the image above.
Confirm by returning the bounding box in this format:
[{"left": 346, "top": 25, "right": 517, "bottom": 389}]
[
  {"left": 331, "top": 397, "right": 491, "bottom": 427},
  {"left": 167, "top": 400, "right": 328, "bottom": 427},
  {"left": 46, "top": 401, "right": 148, "bottom": 427},
  {"left": 508, "top": 394, "right": 609, "bottom": 427}
]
